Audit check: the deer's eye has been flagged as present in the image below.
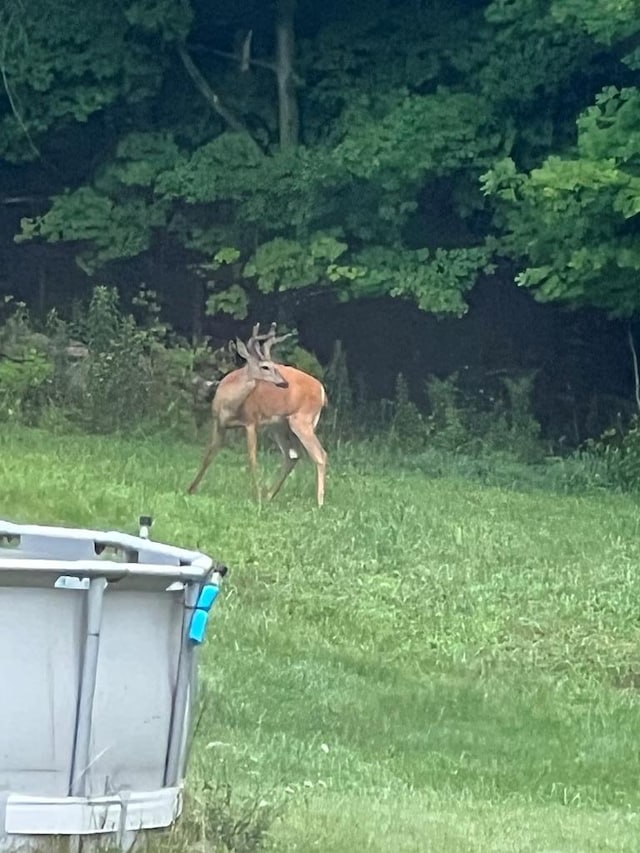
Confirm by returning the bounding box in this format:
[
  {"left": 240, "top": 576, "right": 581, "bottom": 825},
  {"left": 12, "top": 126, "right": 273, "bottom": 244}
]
[{"left": 261, "top": 364, "right": 270, "bottom": 370}]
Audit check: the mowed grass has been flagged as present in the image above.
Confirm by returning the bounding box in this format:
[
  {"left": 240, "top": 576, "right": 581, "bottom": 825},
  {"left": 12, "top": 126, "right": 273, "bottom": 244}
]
[{"left": 2, "top": 425, "right": 640, "bottom": 851}]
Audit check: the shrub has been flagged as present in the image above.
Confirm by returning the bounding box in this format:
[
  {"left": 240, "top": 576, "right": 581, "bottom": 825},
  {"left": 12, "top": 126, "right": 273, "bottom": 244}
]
[
  {"left": 425, "top": 373, "right": 468, "bottom": 452},
  {"left": 579, "top": 417, "right": 640, "bottom": 492},
  {"left": 420, "top": 370, "right": 544, "bottom": 462},
  {"left": 0, "top": 287, "right": 209, "bottom": 435},
  {"left": 390, "top": 373, "right": 426, "bottom": 451},
  {"left": 323, "top": 340, "right": 355, "bottom": 439},
  {"left": 0, "top": 298, "right": 55, "bottom": 422},
  {"left": 0, "top": 353, "right": 53, "bottom": 422}
]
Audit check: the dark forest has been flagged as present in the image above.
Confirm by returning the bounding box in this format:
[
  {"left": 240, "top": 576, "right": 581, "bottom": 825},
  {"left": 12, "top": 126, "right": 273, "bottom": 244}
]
[{"left": 2, "top": 0, "right": 640, "bottom": 445}]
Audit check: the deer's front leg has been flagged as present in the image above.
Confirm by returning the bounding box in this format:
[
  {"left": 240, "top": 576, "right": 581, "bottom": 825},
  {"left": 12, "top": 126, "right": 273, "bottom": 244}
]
[
  {"left": 245, "top": 423, "right": 260, "bottom": 499},
  {"left": 187, "top": 421, "right": 225, "bottom": 494}
]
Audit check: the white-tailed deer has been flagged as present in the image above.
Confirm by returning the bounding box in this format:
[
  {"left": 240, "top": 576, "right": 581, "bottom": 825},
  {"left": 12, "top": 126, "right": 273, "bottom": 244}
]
[{"left": 187, "top": 324, "right": 328, "bottom": 506}]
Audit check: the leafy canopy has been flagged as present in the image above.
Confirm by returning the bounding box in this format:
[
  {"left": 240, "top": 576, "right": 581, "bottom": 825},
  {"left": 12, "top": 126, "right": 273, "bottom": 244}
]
[{"left": 4, "top": 0, "right": 637, "bottom": 318}]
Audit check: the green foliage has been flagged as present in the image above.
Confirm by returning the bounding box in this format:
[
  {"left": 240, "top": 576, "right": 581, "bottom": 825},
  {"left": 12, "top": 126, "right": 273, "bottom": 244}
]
[
  {"left": 190, "top": 781, "right": 283, "bottom": 853},
  {"left": 550, "top": 0, "right": 640, "bottom": 50},
  {"left": 244, "top": 233, "right": 348, "bottom": 293},
  {"left": 0, "top": 0, "right": 168, "bottom": 161},
  {"left": 0, "top": 286, "right": 208, "bottom": 435},
  {"left": 101, "top": 132, "right": 184, "bottom": 189},
  {"left": 206, "top": 285, "right": 249, "bottom": 320},
  {"left": 285, "top": 345, "right": 325, "bottom": 381},
  {"left": 17, "top": 131, "right": 182, "bottom": 271},
  {"left": 323, "top": 340, "right": 354, "bottom": 437},
  {"left": 425, "top": 373, "right": 469, "bottom": 451},
  {"left": 580, "top": 416, "right": 640, "bottom": 491},
  {"left": 468, "top": 374, "right": 543, "bottom": 462},
  {"left": 59, "top": 286, "right": 155, "bottom": 432},
  {"left": 0, "top": 299, "right": 54, "bottom": 422},
  {"left": 195, "top": 248, "right": 248, "bottom": 320},
  {"left": 388, "top": 373, "right": 425, "bottom": 451},
  {"left": 300, "top": 2, "right": 450, "bottom": 122},
  {"left": 334, "top": 93, "right": 502, "bottom": 182},
  {"left": 483, "top": 85, "right": 640, "bottom": 316},
  {"left": 0, "top": 354, "right": 53, "bottom": 422},
  {"left": 8, "top": 2, "right": 521, "bottom": 317},
  {"left": 419, "top": 371, "right": 544, "bottom": 462},
  {"left": 124, "top": 0, "right": 193, "bottom": 41},
  {"left": 18, "top": 187, "right": 169, "bottom": 273},
  {"left": 156, "top": 133, "right": 265, "bottom": 204},
  {"left": 482, "top": 0, "right": 599, "bottom": 111},
  {"left": 501, "top": 374, "right": 542, "bottom": 455},
  {"left": 6, "top": 0, "right": 639, "bottom": 323},
  {"left": 350, "top": 245, "right": 495, "bottom": 314},
  {"left": 215, "top": 235, "right": 493, "bottom": 314}
]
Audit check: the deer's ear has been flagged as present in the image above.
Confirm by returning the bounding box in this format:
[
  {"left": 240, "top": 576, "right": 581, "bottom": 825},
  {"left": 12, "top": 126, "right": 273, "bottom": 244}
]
[{"left": 235, "top": 339, "right": 251, "bottom": 361}]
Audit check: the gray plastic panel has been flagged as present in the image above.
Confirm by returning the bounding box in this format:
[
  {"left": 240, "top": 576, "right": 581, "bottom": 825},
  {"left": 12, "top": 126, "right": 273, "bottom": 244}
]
[
  {"left": 0, "top": 587, "right": 83, "bottom": 797},
  {"left": 0, "top": 521, "right": 212, "bottom": 573},
  {"left": 85, "top": 589, "right": 183, "bottom": 796}
]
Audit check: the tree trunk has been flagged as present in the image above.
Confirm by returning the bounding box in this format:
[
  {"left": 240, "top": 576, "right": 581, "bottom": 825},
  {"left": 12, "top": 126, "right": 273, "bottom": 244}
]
[
  {"left": 192, "top": 278, "right": 204, "bottom": 345},
  {"left": 275, "top": 0, "right": 299, "bottom": 149},
  {"left": 37, "top": 263, "right": 46, "bottom": 316},
  {"left": 628, "top": 326, "right": 640, "bottom": 414}
]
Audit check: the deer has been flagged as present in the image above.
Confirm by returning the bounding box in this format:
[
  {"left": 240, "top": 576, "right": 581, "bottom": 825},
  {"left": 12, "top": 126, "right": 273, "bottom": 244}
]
[{"left": 187, "top": 323, "right": 328, "bottom": 506}]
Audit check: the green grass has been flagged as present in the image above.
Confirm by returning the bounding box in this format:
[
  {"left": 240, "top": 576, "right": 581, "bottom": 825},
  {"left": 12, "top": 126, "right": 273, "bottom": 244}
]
[{"left": 2, "top": 425, "right": 640, "bottom": 851}]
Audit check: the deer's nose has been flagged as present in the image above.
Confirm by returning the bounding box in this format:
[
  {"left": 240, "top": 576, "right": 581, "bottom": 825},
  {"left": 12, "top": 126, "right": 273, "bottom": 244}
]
[{"left": 277, "top": 379, "right": 289, "bottom": 389}]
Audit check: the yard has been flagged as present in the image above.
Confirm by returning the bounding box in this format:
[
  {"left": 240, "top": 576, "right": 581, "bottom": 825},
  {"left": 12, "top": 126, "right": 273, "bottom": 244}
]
[{"left": 2, "top": 426, "right": 639, "bottom": 851}]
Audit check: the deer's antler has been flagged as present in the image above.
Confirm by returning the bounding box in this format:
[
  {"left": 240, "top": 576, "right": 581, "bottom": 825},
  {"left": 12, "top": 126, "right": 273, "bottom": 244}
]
[
  {"left": 244, "top": 322, "right": 292, "bottom": 360},
  {"left": 260, "top": 324, "right": 293, "bottom": 360},
  {"left": 245, "top": 322, "right": 275, "bottom": 358}
]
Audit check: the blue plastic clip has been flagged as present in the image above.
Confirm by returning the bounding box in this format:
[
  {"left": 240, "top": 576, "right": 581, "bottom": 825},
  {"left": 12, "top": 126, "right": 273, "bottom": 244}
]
[
  {"left": 196, "top": 584, "right": 219, "bottom": 611},
  {"left": 189, "top": 609, "right": 209, "bottom": 643},
  {"left": 188, "top": 583, "right": 220, "bottom": 644}
]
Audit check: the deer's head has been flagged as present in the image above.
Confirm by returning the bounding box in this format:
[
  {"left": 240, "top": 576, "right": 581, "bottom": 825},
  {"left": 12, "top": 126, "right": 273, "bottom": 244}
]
[{"left": 234, "top": 335, "right": 289, "bottom": 388}]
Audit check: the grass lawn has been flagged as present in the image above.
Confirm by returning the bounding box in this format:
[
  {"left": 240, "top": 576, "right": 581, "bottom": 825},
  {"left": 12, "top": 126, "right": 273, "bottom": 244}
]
[{"left": 1, "top": 425, "right": 640, "bottom": 851}]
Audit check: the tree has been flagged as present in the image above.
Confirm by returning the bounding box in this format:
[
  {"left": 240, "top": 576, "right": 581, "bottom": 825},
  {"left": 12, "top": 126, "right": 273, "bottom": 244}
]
[
  {"left": 2, "top": 0, "right": 627, "bottom": 326},
  {"left": 0, "top": 0, "right": 181, "bottom": 161},
  {"left": 482, "top": 1, "right": 640, "bottom": 316}
]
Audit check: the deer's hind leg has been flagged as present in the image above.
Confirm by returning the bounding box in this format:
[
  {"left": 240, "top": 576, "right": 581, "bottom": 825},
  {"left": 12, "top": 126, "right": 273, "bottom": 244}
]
[
  {"left": 266, "top": 422, "right": 300, "bottom": 502},
  {"left": 287, "top": 415, "right": 327, "bottom": 507}
]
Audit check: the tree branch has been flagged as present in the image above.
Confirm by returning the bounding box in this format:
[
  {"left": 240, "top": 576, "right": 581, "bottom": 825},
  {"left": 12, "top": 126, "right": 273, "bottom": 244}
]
[
  {"left": 1, "top": 195, "right": 48, "bottom": 205},
  {"left": 197, "top": 46, "right": 304, "bottom": 86},
  {"left": 240, "top": 30, "right": 252, "bottom": 72},
  {"left": 0, "top": 5, "right": 43, "bottom": 161},
  {"left": 177, "top": 44, "right": 261, "bottom": 150},
  {"left": 628, "top": 326, "right": 640, "bottom": 414},
  {"left": 205, "top": 46, "right": 275, "bottom": 72},
  {"left": 611, "top": 30, "right": 640, "bottom": 64}
]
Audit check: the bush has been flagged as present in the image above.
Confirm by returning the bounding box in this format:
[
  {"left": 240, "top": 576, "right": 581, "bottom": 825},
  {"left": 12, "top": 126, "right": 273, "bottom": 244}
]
[
  {"left": 420, "top": 371, "right": 544, "bottom": 462},
  {"left": 577, "top": 417, "right": 640, "bottom": 492},
  {"left": 424, "top": 373, "right": 468, "bottom": 452},
  {"left": 0, "top": 286, "right": 210, "bottom": 435},
  {"left": 0, "top": 353, "right": 53, "bottom": 422},
  {"left": 390, "top": 373, "right": 426, "bottom": 451},
  {"left": 0, "top": 299, "right": 55, "bottom": 422},
  {"left": 71, "top": 286, "right": 153, "bottom": 431},
  {"left": 323, "top": 340, "right": 355, "bottom": 439}
]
